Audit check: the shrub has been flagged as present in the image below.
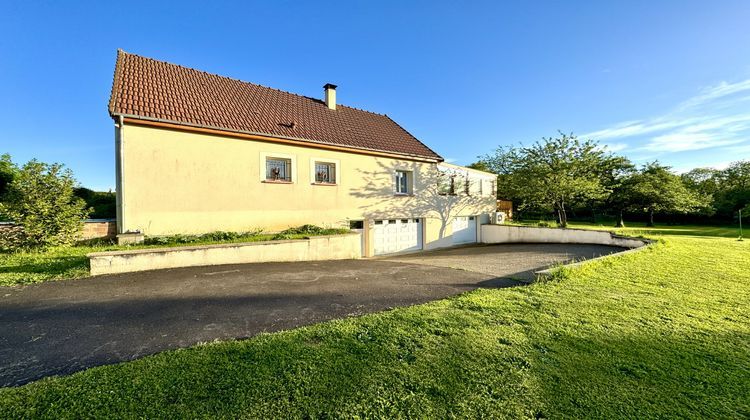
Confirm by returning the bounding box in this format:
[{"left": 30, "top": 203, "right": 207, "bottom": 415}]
[
  {"left": 143, "top": 229, "right": 264, "bottom": 246},
  {"left": 0, "top": 160, "right": 90, "bottom": 250}
]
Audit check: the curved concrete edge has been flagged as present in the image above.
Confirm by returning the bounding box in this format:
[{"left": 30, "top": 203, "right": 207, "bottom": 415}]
[
  {"left": 87, "top": 233, "right": 362, "bottom": 276},
  {"left": 533, "top": 239, "right": 654, "bottom": 282},
  {"left": 479, "top": 224, "right": 654, "bottom": 283}
]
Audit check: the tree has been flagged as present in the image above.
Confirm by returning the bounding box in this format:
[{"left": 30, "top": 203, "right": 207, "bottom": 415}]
[
  {"left": 714, "top": 161, "right": 750, "bottom": 218},
  {"left": 482, "top": 132, "right": 613, "bottom": 227},
  {"left": 0, "top": 153, "right": 17, "bottom": 200},
  {"left": 623, "top": 162, "right": 707, "bottom": 226},
  {"left": 466, "top": 161, "right": 491, "bottom": 172},
  {"left": 0, "top": 160, "right": 90, "bottom": 250}
]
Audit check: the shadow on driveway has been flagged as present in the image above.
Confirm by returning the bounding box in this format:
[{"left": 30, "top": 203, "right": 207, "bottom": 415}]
[{"left": 0, "top": 243, "right": 624, "bottom": 387}]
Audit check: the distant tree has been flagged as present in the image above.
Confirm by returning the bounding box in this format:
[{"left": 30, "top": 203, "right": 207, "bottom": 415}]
[
  {"left": 713, "top": 161, "right": 750, "bottom": 218},
  {"left": 74, "top": 187, "right": 116, "bottom": 219},
  {"left": 466, "top": 161, "right": 491, "bottom": 172},
  {"left": 482, "top": 132, "right": 613, "bottom": 227},
  {"left": 0, "top": 153, "right": 17, "bottom": 200},
  {"left": 0, "top": 160, "right": 90, "bottom": 250},
  {"left": 623, "top": 162, "right": 707, "bottom": 226}
]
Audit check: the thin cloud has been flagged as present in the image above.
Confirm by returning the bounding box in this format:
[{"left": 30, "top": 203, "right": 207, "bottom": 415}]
[{"left": 582, "top": 78, "right": 750, "bottom": 154}]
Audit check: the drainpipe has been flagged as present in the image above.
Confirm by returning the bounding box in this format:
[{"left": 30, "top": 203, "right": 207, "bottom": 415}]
[{"left": 114, "top": 114, "right": 125, "bottom": 234}]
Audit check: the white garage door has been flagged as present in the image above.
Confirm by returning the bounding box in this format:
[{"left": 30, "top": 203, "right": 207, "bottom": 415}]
[
  {"left": 373, "top": 218, "right": 422, "bottom": 255},
  {"left": 452, "top": 216, "right": 477, "bottom": 245}
]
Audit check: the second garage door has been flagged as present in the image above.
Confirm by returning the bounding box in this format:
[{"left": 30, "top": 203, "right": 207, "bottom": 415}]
[
  {"left": 373, "top": 219, "right": 422, "bottom": 255},
  {"left": 452, "top": 216, "right": 477, "bottom": 245}
]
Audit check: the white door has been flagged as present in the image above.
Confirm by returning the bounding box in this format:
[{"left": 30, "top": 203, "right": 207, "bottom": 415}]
[
  {"left": 373, "top": 218, "right": 422, "bottom": 255},
  {"left": 452, "top": 216, "right": 477, "bottom": 244}
]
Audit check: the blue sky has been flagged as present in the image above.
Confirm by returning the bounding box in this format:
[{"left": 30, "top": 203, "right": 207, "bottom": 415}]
[{"left": 1, "top": 1, "right": 749, "bottom": 190}]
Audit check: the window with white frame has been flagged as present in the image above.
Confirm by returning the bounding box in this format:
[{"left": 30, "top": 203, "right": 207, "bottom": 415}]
[
  {"left": 266, "top": 157, "right": 292, "bottom": 182},
  {"left": 438, "top": 171, "right": 452, "bottom": 195},
  {"left": 314, "top": 161, "right": 336, "bottom": 184},
  {"left": 395, "top": 170, "right": 412, "bottom": 194}
]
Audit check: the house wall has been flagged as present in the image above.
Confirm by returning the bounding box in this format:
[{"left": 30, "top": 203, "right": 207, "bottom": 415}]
[{"left": 118, "top": 123, "right": 496, "bottom": 252}]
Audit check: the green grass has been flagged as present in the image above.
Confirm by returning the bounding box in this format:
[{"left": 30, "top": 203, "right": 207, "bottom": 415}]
[
  {"left": 0, "top": 227, "right": 349, "bottom": 287},
  {"left": 1, "top": 225, "right": 748, "bottom": 418}
]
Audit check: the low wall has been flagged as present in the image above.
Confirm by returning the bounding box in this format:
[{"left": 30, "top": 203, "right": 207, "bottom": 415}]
[
  {"left": 81, "top": 219, "right": 117, "bottom": 240},
  {"left": 0, "top": 220, "right": 117, "bottom": 241},
  {"left": 88, "top": 233, "right": 362, "bottom": 276},
  {"left": 480, "top": 224, "right": 648, "bottom": 248}
]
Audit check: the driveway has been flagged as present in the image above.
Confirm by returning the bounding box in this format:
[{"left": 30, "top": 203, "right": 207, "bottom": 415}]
[{"left": 0, "top": 243, "right": 624, "bottom": 387}]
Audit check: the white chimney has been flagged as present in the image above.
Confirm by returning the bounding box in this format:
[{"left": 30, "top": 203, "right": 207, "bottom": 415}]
[{"left": 324, "top": 83, "right": 337, "bottom": 110}]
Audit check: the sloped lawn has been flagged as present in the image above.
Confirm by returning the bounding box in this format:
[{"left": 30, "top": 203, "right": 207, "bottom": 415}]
[{"left": 1, "top": 226, "right": 748, "bottom": 418}]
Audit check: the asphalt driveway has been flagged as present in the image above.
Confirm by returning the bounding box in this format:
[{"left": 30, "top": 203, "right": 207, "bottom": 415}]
[{"left": 0, "top": 243, "right": 624, "bottom": 387}]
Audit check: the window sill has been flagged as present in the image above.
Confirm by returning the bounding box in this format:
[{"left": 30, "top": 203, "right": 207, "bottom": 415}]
[
  {"left": 311, "top": 182, "right": 337, "bottom": 186},
  {"left": 394, "top": 193, "right": 413, "bottom": 197},
  {"left": 263, "top": 180, "right": 293, "bottom": 184}
]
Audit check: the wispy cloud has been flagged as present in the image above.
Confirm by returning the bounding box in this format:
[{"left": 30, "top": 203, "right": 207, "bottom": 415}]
[{"left": 582, "top": 79, "right": 750, "bottom": 154}]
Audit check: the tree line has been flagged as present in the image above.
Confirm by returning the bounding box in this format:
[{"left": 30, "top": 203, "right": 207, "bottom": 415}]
[{"left": 471, "top": 132, "right": 749, "bottom": 228}]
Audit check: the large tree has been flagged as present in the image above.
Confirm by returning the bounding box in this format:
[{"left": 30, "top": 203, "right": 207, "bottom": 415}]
[
  {"left": 0, "top": 153, "right": 16, "bottom": 200},
  {"left": 482, "top": 132, "right": 615, "bottom": 227},
  {"left": 0, "top": 160, "right": 90, "bottom": 250},
  {"left": 622, "top": 162, "right": 707, "bottom": 226}
]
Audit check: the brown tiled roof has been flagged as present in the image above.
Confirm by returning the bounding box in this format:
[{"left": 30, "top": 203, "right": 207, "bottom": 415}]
[{"left": 108, "top": 50, "right": 442, "bottom": 161}]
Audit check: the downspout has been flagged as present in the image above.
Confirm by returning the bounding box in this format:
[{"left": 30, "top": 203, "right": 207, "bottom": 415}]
[{"left": 114, "top": 114, "right": 125, "bottom": 234}]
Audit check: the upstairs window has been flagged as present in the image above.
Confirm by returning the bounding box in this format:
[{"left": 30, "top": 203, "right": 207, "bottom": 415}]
[
  {"left": 266, "top": 157, "right": 292, "bottom": 182},
  {"left": 395, "top": 170, "right": 412, "bottom": 194},
  {"left": 314, "top": 162, "right": 336, "bottom": 184}
]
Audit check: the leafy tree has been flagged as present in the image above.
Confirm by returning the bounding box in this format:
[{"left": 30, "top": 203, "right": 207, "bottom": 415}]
[
  {"left": 0, "top": 160, "right": 90, "bottom": 250},
  {"left": 74, "top": 187, "right": 116, "bottom": 219},
  {"left": 714, "top": 161, "right": 750, "bottom": 218},
  {"left": 622, "top": 162, "right": 707, "bottom": 226},
  {"left": 482, "top": 132, "right": 613, "bottom": 227},
  {"left": 0, "top": 153, "right": 17, "bottom": 200},
  {"left": 466, "top": 161, "right": 491, "bottom": 172}
]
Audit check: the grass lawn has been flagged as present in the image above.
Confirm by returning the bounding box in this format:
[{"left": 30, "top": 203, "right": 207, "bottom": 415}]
[
  {"left": 0, "top": 227, "right": 349, "bottom": 287},
  {"left": 1, "top": 225, "right": 748, "bottom": 418}
]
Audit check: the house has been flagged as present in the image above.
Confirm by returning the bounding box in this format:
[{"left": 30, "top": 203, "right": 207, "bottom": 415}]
[{"left": 107, "top": 50, "right": 497, "bottom": 256}]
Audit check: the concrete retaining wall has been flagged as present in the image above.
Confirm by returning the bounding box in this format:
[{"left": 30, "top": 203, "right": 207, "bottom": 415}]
[
  {"left": 480, "top": 224, "right": 648, "bottom": 248},
  {"left": 88, "top": 233, "right": 362, "bottom": 276}
]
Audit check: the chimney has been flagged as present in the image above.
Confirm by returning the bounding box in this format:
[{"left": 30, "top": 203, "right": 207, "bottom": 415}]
[{"left": 324, "top": 83, "right": 337, "bottom": 110}]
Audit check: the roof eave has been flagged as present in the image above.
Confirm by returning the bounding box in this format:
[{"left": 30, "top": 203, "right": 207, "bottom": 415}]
[{"left": 115, "top": 113, "right": 443, "bottom": 163}]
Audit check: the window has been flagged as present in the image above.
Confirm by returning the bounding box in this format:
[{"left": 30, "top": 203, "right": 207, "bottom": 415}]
[
  {"left": 438, "top": 172, "right": 453, "bottom": 195},
  {"left": 453, "top": 176, "right": 465, "bottom": 195},
  {"left": 395, "top": 170, "right": 411, "bottom": 194},
  {"left": 314, "top": 162, "right": 336, "bottom": 184},
  {"left": 349, "top": 220, "right": 364, "bottom": 229},
  {"left": 266, "top": 157, "right": 291, "bottom": 182}
]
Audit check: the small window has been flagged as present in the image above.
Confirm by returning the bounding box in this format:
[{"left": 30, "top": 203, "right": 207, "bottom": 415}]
[
  {"left": 400, "top": 219, "right": 409, "bottom": 224},
  {"left": 314, "top": 162, "right": 336, "bottom": 184},
  {"left": 413, "top": 219, "right": 420, "bottom": 223},
  {"left": 266, "top": 157, "right": 292, "bottom": 182},
  {"left": 438, "top": 172, "right": 452, "bottom": 195},
  {"left": 349, "top": 220, "right": 364, "bottom": 229},
  {"left": 388, "top": 219, "right": 396, "bottom": 224},
  {"left": 395, "top": 170, "right": 411, "bottom": 194},
  {"left": 374, "top": 220, "right": 383, "bottom": 225}
]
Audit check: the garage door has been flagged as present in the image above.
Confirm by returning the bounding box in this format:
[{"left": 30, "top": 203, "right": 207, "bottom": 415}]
[
  {"left": 452, "top": 216, "right": 477, "bottom": 245},
  {"left": 373, "top": 219, "right": 422, "bottom": 255}
]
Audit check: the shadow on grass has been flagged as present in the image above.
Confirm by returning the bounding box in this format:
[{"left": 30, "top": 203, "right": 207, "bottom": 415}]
[{"left": 0, "top": 255, "right": 88, "bottom": 275}]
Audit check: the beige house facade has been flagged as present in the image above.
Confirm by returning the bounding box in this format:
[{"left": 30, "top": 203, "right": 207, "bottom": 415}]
[{"left": 110, "top": 51, "right": 496, "bottom": 256}]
